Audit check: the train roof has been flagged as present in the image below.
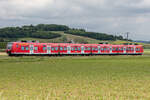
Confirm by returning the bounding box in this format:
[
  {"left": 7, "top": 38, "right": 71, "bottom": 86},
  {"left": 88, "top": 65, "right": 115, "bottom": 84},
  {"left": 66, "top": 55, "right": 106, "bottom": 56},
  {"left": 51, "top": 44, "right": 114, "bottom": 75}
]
[{"left": 12, "top": 41, "right": 143, "bottom": 47}]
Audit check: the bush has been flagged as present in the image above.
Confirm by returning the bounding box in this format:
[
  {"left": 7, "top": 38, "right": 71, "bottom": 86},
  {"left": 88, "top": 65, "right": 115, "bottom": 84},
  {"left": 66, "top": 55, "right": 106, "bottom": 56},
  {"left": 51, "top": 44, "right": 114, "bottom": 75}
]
[
  {"left": 31, "top": 31, "right": 61, "bottom": 39},
  {"left": 0, "top": 42, "right": 7, "bottom": 49}
]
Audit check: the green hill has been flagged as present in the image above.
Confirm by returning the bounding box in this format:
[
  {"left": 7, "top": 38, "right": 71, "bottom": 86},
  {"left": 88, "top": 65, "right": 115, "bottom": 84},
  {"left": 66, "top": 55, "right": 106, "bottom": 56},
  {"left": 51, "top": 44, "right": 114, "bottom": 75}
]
[
  {"left": 0, "top": 24, "right": 124, "bottom": 43},
  {"left": 17, "top": 31, "right": 100, "bottom": 43}
]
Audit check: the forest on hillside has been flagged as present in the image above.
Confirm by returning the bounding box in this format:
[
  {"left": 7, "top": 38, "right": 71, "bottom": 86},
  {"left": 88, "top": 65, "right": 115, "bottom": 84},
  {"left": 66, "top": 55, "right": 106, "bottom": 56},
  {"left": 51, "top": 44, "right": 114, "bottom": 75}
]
[
  {"left": 0, "top": 24, "right": 124, "bottom": 42},
  {"left": 65, "top": 29, "right": 123, "bottom": 41}
]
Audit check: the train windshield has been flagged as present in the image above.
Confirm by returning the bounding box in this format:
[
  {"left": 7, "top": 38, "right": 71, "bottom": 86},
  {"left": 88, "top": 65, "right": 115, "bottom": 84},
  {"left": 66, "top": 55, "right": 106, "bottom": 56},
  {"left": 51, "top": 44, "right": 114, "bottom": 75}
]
[{"left": 7, "top": 42, "right": 13, "bottom": 49}]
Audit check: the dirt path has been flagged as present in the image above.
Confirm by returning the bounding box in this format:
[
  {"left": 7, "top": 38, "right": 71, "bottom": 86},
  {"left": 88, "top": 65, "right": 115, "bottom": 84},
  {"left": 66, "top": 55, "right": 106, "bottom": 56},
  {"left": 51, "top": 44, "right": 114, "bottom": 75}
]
[{"left": 0, "top": 52, "right": 7, "bottom": 56}]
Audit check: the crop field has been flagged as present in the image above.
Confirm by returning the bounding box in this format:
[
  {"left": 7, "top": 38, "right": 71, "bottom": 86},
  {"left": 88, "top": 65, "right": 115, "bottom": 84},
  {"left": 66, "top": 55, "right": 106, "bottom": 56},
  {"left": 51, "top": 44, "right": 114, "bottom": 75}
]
[{"left": 0, "top": 52, "right": 150, "bottom": 100}]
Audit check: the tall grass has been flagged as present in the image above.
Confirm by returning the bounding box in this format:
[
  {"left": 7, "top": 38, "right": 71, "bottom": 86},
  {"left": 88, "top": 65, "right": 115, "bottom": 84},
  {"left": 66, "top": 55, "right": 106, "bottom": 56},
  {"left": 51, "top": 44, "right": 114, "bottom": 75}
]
[{"left": 0, "top": 56, "right": 150, "bottom": 99}]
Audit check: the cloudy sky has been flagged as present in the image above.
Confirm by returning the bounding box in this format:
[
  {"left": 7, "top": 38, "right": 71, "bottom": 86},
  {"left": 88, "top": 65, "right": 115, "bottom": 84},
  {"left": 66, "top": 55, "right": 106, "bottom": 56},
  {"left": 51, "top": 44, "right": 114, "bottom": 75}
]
[{"left": 0, "top": 0, "right": 150, "bottom": 40}]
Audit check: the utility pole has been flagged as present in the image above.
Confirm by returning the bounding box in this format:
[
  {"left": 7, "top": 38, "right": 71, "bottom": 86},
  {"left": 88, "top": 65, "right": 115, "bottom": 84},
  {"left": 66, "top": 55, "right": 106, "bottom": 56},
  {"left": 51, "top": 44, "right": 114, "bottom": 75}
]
[
  {"left": 115, "top": 32, "right": 119, "bottom": 41},
  {"left": 126, "top": 32, "right": 130, "bottom": 40}
]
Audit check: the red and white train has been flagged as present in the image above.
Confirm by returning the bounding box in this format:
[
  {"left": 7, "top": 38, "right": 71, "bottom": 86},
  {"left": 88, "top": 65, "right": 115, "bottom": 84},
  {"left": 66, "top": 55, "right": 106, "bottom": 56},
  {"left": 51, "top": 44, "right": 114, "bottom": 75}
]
[{"left": 6, "top": 41, "right": 143, "bottom": 56}]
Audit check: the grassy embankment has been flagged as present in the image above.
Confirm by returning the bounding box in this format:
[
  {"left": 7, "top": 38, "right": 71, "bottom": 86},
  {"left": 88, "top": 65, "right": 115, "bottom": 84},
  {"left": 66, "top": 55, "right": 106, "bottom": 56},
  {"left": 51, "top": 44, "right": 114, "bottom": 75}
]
[{"left": 0, "top": 52, "right": 150, "bottom": 99}]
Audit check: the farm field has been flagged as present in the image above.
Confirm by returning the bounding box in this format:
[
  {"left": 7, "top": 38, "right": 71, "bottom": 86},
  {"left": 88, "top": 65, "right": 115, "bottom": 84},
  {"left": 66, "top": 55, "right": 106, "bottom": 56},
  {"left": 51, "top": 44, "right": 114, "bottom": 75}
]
[{"left": 0, "top": 52, "right": 150, "bottom": 99}]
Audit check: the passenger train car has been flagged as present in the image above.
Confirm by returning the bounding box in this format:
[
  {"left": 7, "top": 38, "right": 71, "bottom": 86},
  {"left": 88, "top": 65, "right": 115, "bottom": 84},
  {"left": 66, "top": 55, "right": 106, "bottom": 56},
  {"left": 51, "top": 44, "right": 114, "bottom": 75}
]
[{"left": 6, "top": 41, "right": 143, "bottom": 56}]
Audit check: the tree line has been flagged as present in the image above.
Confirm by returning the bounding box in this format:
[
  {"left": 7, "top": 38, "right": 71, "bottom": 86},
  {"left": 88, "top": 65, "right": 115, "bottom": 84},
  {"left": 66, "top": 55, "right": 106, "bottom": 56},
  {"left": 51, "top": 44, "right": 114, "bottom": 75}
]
[
  {"left": 0, "top": 24, "right": 69, "bottom": 40},
  {"left": 0, "top": 24, "right": 125, "bottom": 42},
  {"left": 64, "top": 29, "right": 124, "bottom": 41}
]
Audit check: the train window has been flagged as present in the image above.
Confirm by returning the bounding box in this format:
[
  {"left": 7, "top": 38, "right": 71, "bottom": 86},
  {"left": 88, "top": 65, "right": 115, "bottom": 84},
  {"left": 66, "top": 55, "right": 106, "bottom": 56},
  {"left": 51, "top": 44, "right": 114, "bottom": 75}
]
[
  {"left": 64, "top": 47, "right": 67, "bottom": 51},
  {"left": 21, "top": 46, "right": 24, "bottom": 50},
  {"left": 78, "top": 47, "right": 81, "bottom": 51},
  {"left": 113, "top": 48, "right": 115, "bottom": 51},
  {"left": 60, "top": 47, "right": 63, "bottom": 51},
  {"left": 129, "top": 48, "right": 131, "bottom": 51},
  {"left": 75, "top": 47, "right": 77, "bottom": 51},
  {"left": 110, "top": 48, "right": 112, "bottom": 51},
  {"left": 51, "top": 47, "right": 54, "bottom": 51},
  {"left": 92, "top": 48, "right": 95, "bottom": 50},
  {"left": 121, "top": 48, "right": 123, "bottom": 51},
  {"left": 112, "top": 48, "right": 115, "bottom": 51},
  {"left": 95, "top": 48, "right": 98, "bottom": 51},
  {"left": 128, "top": 48, "right": 130, "bottom": 51},
  {"left": 127, "top": 48, "right": 129, "bottom": 51},
  {"left": 88, "top": 47, "right": 91, "bottom": 50},
  {"left": 104, "top": 48, "right": 107, "bottom": 51},
  {"left": 107, "top": 48, "right": 109, "bottom": 51},
  {"left": 131, "top": 48, "right": 133, "bottom": 51},
  {"left": 16, "top": 44, "right": 19, "bottom": 48},
  {"left": 136, "top": 48, "right": 139, "bottom": 51},
  {"left": 48, "top": 47, "right": 51, "bottom": 50},
  {"left": 72, "top": 47, "right": 74, "bottom": 51},
  {"left": 55, "top": 47, "right": 58, "bottom": 51},
  {"left": 101, "top": 48, "right": 103, "bottom": 51},
  {"left": 35, "top": 47, "right": 38, "bottom": 51},
  {"left": 85, "top": 47, "right": 87, "bottom": 50},
  {"left": 43, "top": 47, "right": 46, "bottom": 50},
  {"left": 26, "top": 47, "right": 29, "bottom": 50},
  {"left": 127, "top": 48, "right": 128, "bottom": 51},
  {"left": 116, "top": 48, "right": 119, "bottom": 51}
]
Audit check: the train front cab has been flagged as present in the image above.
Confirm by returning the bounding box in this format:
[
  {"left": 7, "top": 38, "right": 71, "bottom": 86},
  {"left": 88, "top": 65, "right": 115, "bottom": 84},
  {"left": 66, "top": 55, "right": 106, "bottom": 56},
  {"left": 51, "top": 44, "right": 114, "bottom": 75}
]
[{"left": 6, "top": 42, "right": 13, "bottom": 56}]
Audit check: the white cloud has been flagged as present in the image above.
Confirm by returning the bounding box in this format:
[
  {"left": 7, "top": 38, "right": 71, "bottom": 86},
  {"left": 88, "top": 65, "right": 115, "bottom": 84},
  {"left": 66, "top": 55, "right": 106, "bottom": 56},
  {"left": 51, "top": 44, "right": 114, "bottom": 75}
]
[{"left": 0, "top": 0, "right": 150, "bottom": 40}]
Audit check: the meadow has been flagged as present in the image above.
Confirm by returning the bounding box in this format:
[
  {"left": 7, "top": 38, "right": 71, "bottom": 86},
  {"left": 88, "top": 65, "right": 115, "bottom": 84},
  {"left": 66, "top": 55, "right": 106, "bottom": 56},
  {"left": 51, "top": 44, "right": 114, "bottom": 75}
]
[{"left": 0, "top": 53, "right": 150, "bottom": 99}]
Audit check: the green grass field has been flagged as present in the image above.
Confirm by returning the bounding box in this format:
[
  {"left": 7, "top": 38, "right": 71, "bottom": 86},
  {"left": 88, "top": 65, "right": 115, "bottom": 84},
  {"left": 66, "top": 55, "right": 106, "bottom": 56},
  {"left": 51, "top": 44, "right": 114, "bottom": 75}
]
[{"left": 0, "top": 53, "right": 150, "bottom": 100}]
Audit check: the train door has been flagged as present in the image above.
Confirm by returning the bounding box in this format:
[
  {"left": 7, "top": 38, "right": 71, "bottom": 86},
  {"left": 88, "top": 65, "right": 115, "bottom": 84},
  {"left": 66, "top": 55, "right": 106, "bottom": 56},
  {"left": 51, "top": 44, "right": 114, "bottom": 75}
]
[
  {"left": 98, "top": 46, "right": 101, "bottom": 54},
  {"left": 30, "top": 45, "right": 34, "bottom": 54},
  {"left": 134, "top": 47, "right": 136, "bottom": 54},
  {"left": 81, "top": 46, "right": 84, "bottom": 54},
  {"left": 42, "top": 45, "right": 47, "bottom": 54},
  {"left": 47, "top": 45, "right": 51, "bottom": 54},
  {"left": 110, "top": 46, "right": 112, "bottom": 54},
  {"left": 67, "top": 45, "right": 71, "bottom": 54},
  {"left": 123, "top": 47, "right": 126, "bottom": 54}
]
